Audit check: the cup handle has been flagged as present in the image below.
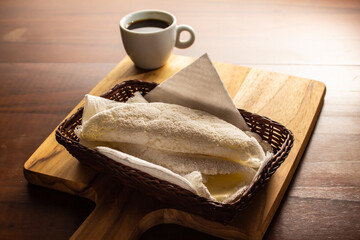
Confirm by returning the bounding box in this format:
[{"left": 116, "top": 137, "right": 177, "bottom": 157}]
[{"left": 175, "top": 25, "right": 195, "bottom": 49}]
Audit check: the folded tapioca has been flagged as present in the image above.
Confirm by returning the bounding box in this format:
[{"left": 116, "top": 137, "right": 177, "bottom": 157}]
[{"left": 75, "top": 93, "right": 273, "bottom": 202}]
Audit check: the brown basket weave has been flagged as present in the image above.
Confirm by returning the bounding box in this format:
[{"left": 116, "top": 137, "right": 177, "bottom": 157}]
[{"left": 56, "top": 80, "right": 294, "bottom": 224}]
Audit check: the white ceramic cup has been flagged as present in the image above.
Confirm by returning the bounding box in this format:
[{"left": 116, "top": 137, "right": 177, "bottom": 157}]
[{"left": 120, "top": 10, "right": 195, "bottom": 69}]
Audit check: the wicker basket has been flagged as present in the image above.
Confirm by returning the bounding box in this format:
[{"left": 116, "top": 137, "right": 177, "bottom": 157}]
[{"left": 56, "top": 80, "right": 294, "bottom": 224}]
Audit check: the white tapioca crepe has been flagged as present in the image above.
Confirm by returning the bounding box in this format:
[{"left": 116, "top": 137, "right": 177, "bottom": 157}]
[{"left": 79, "top": 101, "right": 267, "bottom": 169}]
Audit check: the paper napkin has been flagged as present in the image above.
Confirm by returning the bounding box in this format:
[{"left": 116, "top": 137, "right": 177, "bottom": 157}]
[{"left": 145, "top": 53, "right": 249, "bottom": 131}]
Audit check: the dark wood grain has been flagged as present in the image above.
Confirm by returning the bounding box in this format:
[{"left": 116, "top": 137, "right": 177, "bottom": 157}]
[
  {"left": 0, "top": 0, "right": 359, "bottom": 239},
  {"left": 0, "top": 0, "right": 359, "bottom": 65},
  {"left": 0, "top": 63, "right": 112, "bottom": 239}
]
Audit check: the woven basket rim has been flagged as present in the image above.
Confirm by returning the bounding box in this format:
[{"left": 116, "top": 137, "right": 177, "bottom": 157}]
[{"left": 56, "top": 79, "right": 294, "bottom": 212}]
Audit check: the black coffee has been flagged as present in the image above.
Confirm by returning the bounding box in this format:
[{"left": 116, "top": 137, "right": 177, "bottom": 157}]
[{"left": 126, "top": 19, "right": 170, "bottom": 33}]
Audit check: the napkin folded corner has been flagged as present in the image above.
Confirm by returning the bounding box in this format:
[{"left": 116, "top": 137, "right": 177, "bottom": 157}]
[{"left": 145, "top": 53, "right": 249, "bottom": 131}]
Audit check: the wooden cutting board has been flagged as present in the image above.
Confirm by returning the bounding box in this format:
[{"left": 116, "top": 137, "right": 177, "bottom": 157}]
[{"left": 24, "top": 55, "right": 326, "bottom": 240}]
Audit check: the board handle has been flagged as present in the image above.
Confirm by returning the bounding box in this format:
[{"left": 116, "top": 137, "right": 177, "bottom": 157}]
[
  {"left": 70, "top": 175, "right": 247, "bottom": 239},
  {"left": 70, "top": 176, "right": 158, "bottom": 240}
]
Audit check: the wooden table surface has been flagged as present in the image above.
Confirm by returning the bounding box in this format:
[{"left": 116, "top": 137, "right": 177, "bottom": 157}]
[{"left": 0, "top": 0, "right": 359, "bottom": 239}]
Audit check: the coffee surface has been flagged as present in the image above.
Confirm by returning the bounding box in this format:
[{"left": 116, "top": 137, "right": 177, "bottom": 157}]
[{"left": 127, "top": 19, "right": 170, "bottom": 33}]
